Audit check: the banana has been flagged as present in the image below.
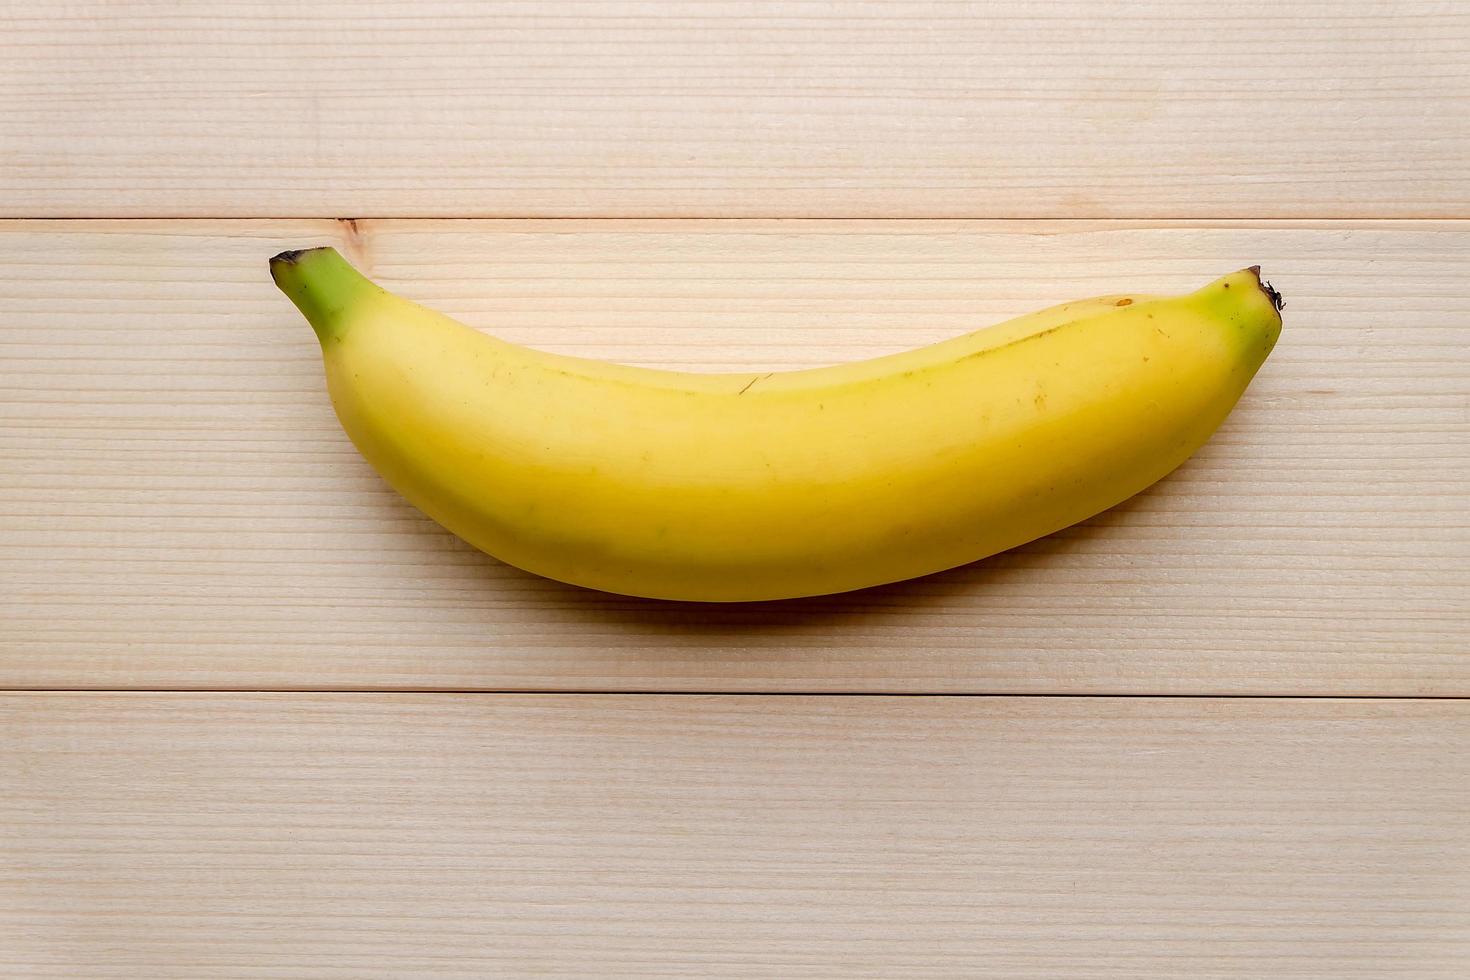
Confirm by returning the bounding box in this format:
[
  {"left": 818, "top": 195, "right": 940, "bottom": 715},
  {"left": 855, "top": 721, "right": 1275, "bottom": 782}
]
[{"left": 271, "top": 248, "right": 1282, "bottom": 601}]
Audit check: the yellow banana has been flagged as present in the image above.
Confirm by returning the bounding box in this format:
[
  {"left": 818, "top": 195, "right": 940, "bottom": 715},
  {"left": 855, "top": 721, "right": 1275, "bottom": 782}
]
[{"left": 271, "top": 248, "right": 1281, "bottom": 601}]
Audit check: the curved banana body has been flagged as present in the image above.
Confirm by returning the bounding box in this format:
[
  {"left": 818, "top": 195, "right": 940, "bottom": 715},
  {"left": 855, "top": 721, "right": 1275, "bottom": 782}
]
[{"left": 272, "top": 248, "right": 1281, "bottom": 601}]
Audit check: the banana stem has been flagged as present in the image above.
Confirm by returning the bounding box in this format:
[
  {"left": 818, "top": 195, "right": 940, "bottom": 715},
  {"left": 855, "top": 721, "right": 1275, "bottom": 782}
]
[{"left": 269, "top": 246, "right": 377, "bottom": 344}]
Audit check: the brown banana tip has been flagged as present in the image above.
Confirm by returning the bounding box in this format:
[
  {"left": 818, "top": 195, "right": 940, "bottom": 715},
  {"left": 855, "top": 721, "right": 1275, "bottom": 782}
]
[
  {"left": 270, "top": 246, "right": 335, "bottom": 267},
  {"left": 269, "top": 246, "right": 340, "bottom": 289},
  {"left": 1246, "top": 265, "right": 1284, "bottom": 312}
]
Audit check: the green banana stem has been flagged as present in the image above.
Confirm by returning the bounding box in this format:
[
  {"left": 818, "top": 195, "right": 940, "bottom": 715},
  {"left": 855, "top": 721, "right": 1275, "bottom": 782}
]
[{"left": 269, "top": 247, "right": 376, "bottom": 344}]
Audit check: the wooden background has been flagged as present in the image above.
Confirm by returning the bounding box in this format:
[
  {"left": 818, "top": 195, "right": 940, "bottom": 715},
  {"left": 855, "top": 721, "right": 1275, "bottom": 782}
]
[{"left": 2, "top": 2, "right": 1467, "bottom": 977}]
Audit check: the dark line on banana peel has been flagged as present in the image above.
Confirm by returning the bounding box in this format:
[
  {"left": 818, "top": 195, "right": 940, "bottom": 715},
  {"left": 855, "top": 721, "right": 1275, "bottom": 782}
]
[
  {"left": 956, "top": 323, "right": 1068, "bottom": 364},
  {"left": 738, "top": 372, "right": 774, "bottom": 395}
]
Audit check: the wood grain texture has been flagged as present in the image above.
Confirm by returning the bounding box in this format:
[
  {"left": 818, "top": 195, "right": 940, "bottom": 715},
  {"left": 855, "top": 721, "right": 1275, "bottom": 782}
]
[
  {"left": 2, "top": 219, "right": 1467, "bottom": 694},
  {"left": 2, "top": 0, "right": 1467, "bottom": 219},
  {"left": 2, "top": 694, "right": 1467, "bottom": 978}
]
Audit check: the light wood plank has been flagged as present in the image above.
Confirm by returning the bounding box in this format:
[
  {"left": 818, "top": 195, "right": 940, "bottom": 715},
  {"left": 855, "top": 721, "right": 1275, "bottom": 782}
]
[
  {"left": 2, "top": 1, "right": 1467, "bottom": 218},
  {"left": 2, "top": 694, "right": 1467, "bottom": 978},
  {"left": 1, "top": 219, "right": 1467, "bottom": 693}
]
